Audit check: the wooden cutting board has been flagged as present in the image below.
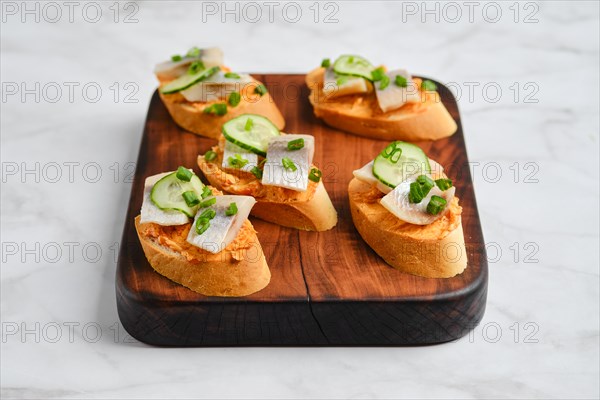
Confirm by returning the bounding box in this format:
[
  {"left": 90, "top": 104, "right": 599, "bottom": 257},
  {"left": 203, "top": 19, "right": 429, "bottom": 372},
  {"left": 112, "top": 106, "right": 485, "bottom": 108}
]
[{"left": 116, "top": 74, "right": 488, "bottom": 346}]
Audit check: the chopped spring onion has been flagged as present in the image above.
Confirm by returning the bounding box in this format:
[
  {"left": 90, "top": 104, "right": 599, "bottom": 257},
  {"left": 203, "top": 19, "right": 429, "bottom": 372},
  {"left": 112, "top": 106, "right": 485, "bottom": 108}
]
[
  {"left": 225, "top": 202, "right": 238, "bottom": 216},
  {"left": 394, "top": 75, "right": 407, "bottom": 88},
  {"left": 203, "top": 103, "right": 227, "bottom": 116},
  {"left": 309, "top": 168, "right": 322, "bottom": 183},
  {"left": 427, "top": 195, "right": 447, "bottom": 215},
  {"left": 171, "top": 54, "right": 182, "bottom": 62},
  {"left": 244, "top": 118, "right": 253, "bottom": 131},
  {"left": 321, "top": 58, "right": 331, "bottom": 68},
  {"left": 228, "top": 91, "right": 241, "bottom": 107},
  {"left": 250, "top": 166, "right": 263, "bottom": 179},
  {"left": 421, "top": 80, "right": 437, "bottom": 91},
  {"left": 287, "top": 138, "right": 305, "bottom": 151},
  {"left": 228, "top": 154, "right": 249, "bottom": 168},
  {"left": 176, "top": 166, "right": 193, "bottom": 182},
  {"left": 200, "top": 197, "right": 216, "bottom": 208},
  {"left": 435, "top": 178, "right": 453, "bottom": 191},
  {"left": 224, "top": 72, "right": 241, "bottom": 79},
  {"left": 254, "top": 84, "right": 267, "bottom": 96},
  {"left": 204, "top": 150, "right": 217, "bottom": 162},
  {"left": 199, "top": 208, "right": 216, "bottom": 220},
  {"left": 182, "top": 190, "right": 200, "bottom": 207},
  {"left": 188, "top": 61, "right": 205, "bottom": 74},
  {"left": 282, "top": 157, "right": 297, "bottom": 172},
  {"left": 409, "top": 175, "right": 435, "bottom": 204},
  {"left": 371, "top": 67, "right": 386, "bottom": 82},
  {"left": 379, "top": 75, "right": 390, "bottom": 90},
  {"left": 201, "top": 186, "right": 213, "bottom": 199},
  {"left": 186, "top": 47, "right": 201, "bottom": 57},
  {"left": 195, "top": 219, "right": 210, "bottom": 235}
]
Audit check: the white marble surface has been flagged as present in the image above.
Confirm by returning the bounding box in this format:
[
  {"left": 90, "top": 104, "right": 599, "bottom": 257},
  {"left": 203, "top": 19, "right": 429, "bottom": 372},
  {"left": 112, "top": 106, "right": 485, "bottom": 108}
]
[{"left": 1, "top": 1, "right": 599, "bottom": 399}]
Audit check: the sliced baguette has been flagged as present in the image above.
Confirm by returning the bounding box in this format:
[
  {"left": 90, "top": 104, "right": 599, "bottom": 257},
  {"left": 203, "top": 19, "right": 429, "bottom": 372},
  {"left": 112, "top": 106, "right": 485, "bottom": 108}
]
[
  {"left": 198, "top": 152, "right": 337, "bottom": 231},
  {"left": 158, "top": 77, "right": 285, "bottom": 139},
  {"left": 135, "top": 216, "right": 270, "bottom": 297},
  {"left": 348, "top": 178, "right": 467, "bottom": 278},
  {"left": 306, "top": 67, "right": 457, "bottom": 141}
]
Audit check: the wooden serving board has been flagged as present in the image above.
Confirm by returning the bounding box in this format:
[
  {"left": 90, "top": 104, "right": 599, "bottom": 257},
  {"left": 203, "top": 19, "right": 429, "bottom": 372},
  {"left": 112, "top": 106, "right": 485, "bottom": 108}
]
[{"left": 116, "top": 74, "right": 488, "bottom": 346}]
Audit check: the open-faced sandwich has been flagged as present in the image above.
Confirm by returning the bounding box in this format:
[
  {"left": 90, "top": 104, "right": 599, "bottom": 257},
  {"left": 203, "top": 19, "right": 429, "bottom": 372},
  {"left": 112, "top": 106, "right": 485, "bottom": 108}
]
[
  {"left": 155, "top": 46, "right": 285, "bottom": 139},
  {"left": 349, "top": 141, "right": 467, "bottom": 278},
  {"left": 198, "top": 114, "right": 337, "bottom": 231},
  {"left": 306, "top": 55, "right": 457, "bottom": 141},
  {"left": 135, "top": 166, "right": 270, "bottom": 296}
]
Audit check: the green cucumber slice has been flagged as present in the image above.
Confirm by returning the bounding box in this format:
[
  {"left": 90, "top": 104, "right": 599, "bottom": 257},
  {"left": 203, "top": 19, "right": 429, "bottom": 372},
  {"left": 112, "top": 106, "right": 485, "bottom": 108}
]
[
  {"left": 222, "top": 114, "right": 280, "bottom": 156},
  {"left": 333, "top": 55, "right": 375, "bottom": 80},
  {"left": 150, "top": 172, "right": 204, "bottom": 217},
  {"left": 160, "top": 66, "right": 220, "bottom": 94},
  {"left": 372, "top": 141, "right": 431, "bottom": 188}
]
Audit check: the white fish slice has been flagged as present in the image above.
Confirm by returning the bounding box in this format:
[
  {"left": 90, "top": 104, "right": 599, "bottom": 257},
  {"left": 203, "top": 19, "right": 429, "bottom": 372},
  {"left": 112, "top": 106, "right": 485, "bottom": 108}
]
[
  {"left": 186, "top": 195, "right": 256, "bottom": 254},
  {"left": 181, "top": 70, "right": 253, "bottom": 102},
  {"left": 222, "top": 141, "right": 258, "bottom": 172},
  {"left": 261, "top": 134, "right": 315, "bottom": 192},
  {"left": 154, "top": 47, "right": 224, "bottom": 80},
  {"left": 322, "top": 67, "right": 368, "bottom": 98},
  {"left": 374, "top": 69, "right": 421, "bottom": 113}
]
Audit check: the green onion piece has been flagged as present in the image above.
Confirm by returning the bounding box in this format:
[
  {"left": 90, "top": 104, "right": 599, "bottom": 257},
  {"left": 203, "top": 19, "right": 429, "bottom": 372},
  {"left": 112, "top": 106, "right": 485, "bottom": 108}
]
[
  {"left": 195, "top": 218, "right": 210, "bottom": 235},
  {"left": 176, "top": 166, "right": 193, "bottom": 181},
  {"left": 228, "top": 92, "right": 241, "bottom": 107},
  {"left": 182, "top": 191, "right": 200, "bottom": 207},
  {"left": 379, "top": 75, "right": 390, "bottom": 90},
  {"left": 309, "top": 168, "right": 322, "bottom": 183},
  {"left": 381, "top": 143, "right": 402, "bottom": 163},
  {"left": 199, "top": 208, "right": 216, "bottom": 220},
  {"left": 201, "top": 186, "right": 213, "bottom": 199},
  {"left": 186, "top": 46, "right": 201, "bottom": 57},
  {"left": 171, "top": 54, "right": 182, "bottom": 62},
  {"left": 371, "top": 67, "right": 385, "bottom": 82},
  {"left": 188, "top": 61, "right": 205, "bottom": 75},
  {"left": 435, "top": 178, "right": 453, "bottom": 191},
  {"left": 287, "top": 138, "right": 304, "bottom": 151},
  {"left": 409, "top": 175, "right": 435, "bottom": 203},
  {"left": 282, "top": 157, "right": 297, "bottom": 172},
  {"left": 225, "top": 202, "right": 238, "bottom": 216},
  {"left": 224, "top": 72, "right": 241, "bottom": 79},
  {"left": 200, "top": 197, "right": 217, "bottom": 208},
  {"left": 203, "top": 103, "right": 228, "bottom": 116},
  {"left": 336, "top": 76, "right": 350, "bottom": 86},
  {"left": 348, "top": 56, "right": 355, "bottom": 63},
  {"left": 421, "top": 80, "right": 437, "bottom": 91},
  {"left": 254, "top": 84, "right": 267, "bottom": 96},
  {"left": 321, "top": 58, "right": 331, "bottom": 68},
  {"left": 204, "top": 150, "right": 217, "bottom": 162},
  {"left": 228, "top": 154, "right": 249, "bottom": 168},
  {"left": 244, "top": 118, "right": 253, "bottom": 131},
  {"left": 250, "top": 166, "right": 263, "bottom": 179},
  {"left": 394, "top": 75, "right": 407, "bottom": 88},
  {"left": 427, "top": 195, "right": 447, "bottom": 215}
]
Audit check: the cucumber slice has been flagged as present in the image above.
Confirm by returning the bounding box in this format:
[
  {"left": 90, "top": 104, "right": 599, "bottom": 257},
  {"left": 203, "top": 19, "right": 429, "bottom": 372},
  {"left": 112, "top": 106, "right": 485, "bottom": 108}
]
[
  {"left": 222, "top": 114, "right": 280, "bottom": 156},
  {"left": 150, "top": 172, "right": 204, "bottom": 217},
  {"left": 372, "top": 141, "right": 431, "bottom": 188},
  {"left": 333, "top": 55, "right": 375, "bottom": 80},
  {"left": 160, "top": 66, "right": 220, "bottom": 94}
]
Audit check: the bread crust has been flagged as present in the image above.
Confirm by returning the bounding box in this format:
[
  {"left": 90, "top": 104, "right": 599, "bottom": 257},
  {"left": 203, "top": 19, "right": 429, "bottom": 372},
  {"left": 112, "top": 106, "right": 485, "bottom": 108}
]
[
  {"left": 198, "top": 154, "right": 337, "bottom": 231},
  {"left": 135, "top": 216, "right": 270, "bottom": 296},
  {"left": 306, "top": 68, "right": 457, "bottom": 141},
  {"left": 348, "top": 178, "right": 467, "bottom": 278},
  {"left": 158, "top": 78, "right": 285, "bottom": 139}
]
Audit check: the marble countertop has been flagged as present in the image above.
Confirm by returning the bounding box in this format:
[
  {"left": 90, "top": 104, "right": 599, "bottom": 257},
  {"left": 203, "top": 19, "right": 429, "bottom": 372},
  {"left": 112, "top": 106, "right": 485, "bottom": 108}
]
[{"left": 1, "top": 1, "right": 598, "bottom": 399}]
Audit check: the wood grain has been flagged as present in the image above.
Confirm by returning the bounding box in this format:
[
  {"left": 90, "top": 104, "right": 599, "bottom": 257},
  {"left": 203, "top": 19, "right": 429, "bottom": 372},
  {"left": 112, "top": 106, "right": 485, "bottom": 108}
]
[{"left": 116, "top": 74, "right": 487, "bottom": 346}]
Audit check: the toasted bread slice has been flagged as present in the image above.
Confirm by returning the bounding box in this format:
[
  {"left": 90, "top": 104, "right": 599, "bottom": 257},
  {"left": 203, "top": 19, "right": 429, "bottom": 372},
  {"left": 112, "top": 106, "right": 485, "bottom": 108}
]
[
  {"left": 135, "top": 216, "right": 270, "bottom": 296},
  {"left": 158, "top": 77, "right": 285, "bottom": 139},
  {"left": 306, "top": 67, "right": 457, "bottom": 141},
  {"left": 198, "top": 148, "right": 337, "bottom": 231},
  {"left": 348, "top": 178, "right": 467, "bottom": 278}
]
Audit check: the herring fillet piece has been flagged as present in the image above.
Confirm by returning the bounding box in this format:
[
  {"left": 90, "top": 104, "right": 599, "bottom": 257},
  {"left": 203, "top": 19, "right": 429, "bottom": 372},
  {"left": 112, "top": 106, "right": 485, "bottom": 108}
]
[
  {"left": 352, "top": 161, "right": 393, "bottom": 194},
  {"left": 322, "top": 67, "right": 368, "bottom": 98},
  {"left": 222, "top": 141, "right": 258, "bottom": 172},
  {"left": 140, "top": 172, "right": 191, "bottom": 226},
  {"left": 181, "top": 70, "right": 254, "bottom": 102},
  {"left": 186, "top": 195, "right": 256, "bottom": 254},
  {"left": 374, "top": 69, "right": 421, "bottom": 113},
  {"left": 261, "top": 134, "right": 315, "bottom": 192},
  {"left": 154, "top": 47, "right": 224, "bottom": 80},
  {"left": 380, "top": 175, "right": 455, "bottom": 225}
]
